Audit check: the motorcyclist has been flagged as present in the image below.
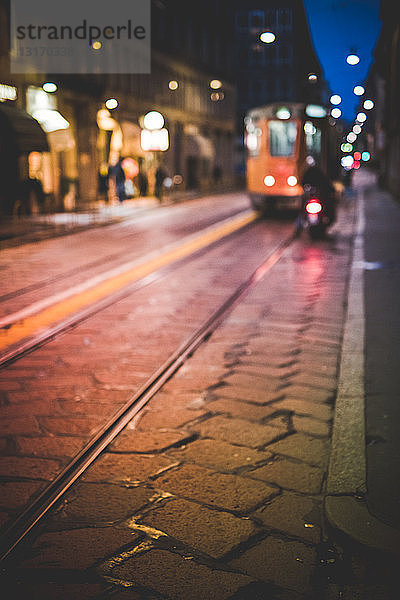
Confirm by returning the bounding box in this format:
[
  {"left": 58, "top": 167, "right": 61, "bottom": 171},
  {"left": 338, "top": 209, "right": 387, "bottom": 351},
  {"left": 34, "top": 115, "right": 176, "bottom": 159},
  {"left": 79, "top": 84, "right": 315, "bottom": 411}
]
[{"left": 301, "top": 161, "right": 336, "bottom": 223}]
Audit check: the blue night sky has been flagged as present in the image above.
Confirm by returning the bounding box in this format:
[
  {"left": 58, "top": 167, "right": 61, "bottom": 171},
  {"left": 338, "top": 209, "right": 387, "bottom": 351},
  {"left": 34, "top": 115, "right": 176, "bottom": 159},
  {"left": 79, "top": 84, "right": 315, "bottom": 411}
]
[{"left": 303, "top": 0, "right": 382, "bottom": 123}]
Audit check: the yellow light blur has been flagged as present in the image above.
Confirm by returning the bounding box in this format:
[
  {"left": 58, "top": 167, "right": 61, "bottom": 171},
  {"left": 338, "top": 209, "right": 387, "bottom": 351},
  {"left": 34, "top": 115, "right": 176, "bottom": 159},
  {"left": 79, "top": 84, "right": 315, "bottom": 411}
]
[
  {"left": 169, "top": 80, "right": 179, "bottom": 90},
  {"left": 92, "top": 41, "right": 102, "bottom": 50},
  {"left": 210, "top": 79, "right": 222, "bottom": 90}
]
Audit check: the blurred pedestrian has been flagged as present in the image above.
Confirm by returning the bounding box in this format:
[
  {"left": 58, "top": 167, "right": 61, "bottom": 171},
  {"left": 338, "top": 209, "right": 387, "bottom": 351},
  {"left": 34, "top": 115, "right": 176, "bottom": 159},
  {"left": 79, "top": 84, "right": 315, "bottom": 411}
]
[
  {"left": 155, "top": 164, "right": 167, "bottom": 202},
  {"left": 108, "top": 158, "right": 126, "bottom": 203},
  {"left": 138, "top": 169, "right": 148, "bottom": 196}
]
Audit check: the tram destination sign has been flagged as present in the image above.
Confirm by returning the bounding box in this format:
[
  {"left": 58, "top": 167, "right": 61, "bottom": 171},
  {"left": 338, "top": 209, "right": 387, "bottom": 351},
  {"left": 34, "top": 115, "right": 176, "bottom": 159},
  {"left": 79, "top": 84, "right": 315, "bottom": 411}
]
[{"left": 10, "top": 0, "right": 150, "bottom": 74}]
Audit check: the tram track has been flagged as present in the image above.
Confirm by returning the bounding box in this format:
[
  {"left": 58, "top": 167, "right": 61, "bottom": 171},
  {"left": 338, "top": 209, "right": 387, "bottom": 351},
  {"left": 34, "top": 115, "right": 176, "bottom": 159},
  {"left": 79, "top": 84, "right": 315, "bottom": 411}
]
[
  {"left": 0, "top": 209, "right": 258, "bottom": 367},
  {"left": 0, "top": 224, "right": 298, "bottom": 563}
]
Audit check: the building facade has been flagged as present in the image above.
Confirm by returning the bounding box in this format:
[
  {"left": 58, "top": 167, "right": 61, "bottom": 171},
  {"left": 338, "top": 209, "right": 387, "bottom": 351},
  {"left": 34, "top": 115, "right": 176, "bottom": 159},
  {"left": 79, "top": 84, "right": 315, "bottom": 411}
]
[
  {"left": 0, "top": 0, "right": 236, "bottom": 215},
  {"left": 369, "top": 0, "right": 400, "bottom": 197}
]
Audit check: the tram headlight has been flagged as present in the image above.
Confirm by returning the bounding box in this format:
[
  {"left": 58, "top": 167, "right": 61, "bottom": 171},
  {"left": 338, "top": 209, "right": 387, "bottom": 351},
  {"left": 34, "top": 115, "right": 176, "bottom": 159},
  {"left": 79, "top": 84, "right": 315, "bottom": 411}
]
[
  {"left": 264, "top": 175, "right": 275, "bottom": 187},
  {"left": 287, "top": 176, "right": 298, "bottom": 187}
]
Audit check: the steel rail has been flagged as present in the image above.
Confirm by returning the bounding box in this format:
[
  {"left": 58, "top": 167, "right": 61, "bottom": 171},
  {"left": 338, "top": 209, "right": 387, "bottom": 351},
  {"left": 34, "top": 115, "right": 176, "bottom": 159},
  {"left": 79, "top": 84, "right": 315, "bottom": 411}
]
[
  {"left": 0, "top": 211, "right": 257, "bottom": 369},
  {"left": 0, "top": 227, "right": 297, "bottom": 562}
]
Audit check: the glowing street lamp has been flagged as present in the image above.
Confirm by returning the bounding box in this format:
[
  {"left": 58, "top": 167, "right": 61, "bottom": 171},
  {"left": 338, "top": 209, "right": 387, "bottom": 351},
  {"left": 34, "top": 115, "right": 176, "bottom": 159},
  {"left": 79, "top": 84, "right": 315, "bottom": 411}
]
[
  {"left": 363, "top": 99, "right": 374, "bottom": 110},
  {"left": 330, "top": 94, "right": 342, "bottom": 105},
  {"left": 260, "top": 31, "right": 276, "bottom": 44},
  {"left": 346, "top": 53, "right": 360, "bottom": 65},
  {"left": 43, "top": 82, "right": 57, "bottom": 93},
  {"left": 331, "top": 108, "right": 342, "bottom": 118},
  {"left": 105, "top": 98, "right": 118, "bottom": 110},
  {"left": 357, "top": 112, "right": 367, "bottom": 123},
  {"left": 353, "top": 85, "right": 365, "bottom": 96},
  {"left": 210, "top": 79, "right": 223, "bottom": 90}
]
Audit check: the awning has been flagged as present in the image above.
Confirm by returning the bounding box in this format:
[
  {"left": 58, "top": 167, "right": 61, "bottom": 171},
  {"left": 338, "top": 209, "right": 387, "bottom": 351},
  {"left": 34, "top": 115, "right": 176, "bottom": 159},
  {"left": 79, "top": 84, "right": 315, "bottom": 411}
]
[
  {"left": 0, "top": 102, "right": 49, "bottom": 154},
  {"left": 186, "top": 133, "right": 215, "bottom": 159}
]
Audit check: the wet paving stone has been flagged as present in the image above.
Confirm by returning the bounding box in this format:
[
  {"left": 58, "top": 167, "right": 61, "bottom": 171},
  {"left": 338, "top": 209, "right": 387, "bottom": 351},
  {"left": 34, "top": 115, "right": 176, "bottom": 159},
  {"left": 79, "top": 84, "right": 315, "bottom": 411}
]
[
  {"left": 154, "top": 464, "right": 279, "bottom": 513},
  {"left": 192, "top": 415, "right": 287, "bottom": 449},
  {"left": 135, "top": 496, "right": 258, "bottom": 559},
  {"left": 246, "top": 457, "right": 324, "bottom": 495},
  {"left": 111, "top": 548, "right": 255, "bottom": 600},
  {"left": 166, "top": 438, "right": 272, "bottom": 472},
  {"left": 229, "top": 535, "right": 316, "bottom": 595},
  {"left": 254, "top": 491, "right": 322, "bottom": 543},
  {"left": 19, "top": 527, "right": 140, "bottom": 570},
  {"left": 266, "top": 433, "right": 331, "bottom": 468},
  {"left": 50, "top": 483, "right": 155, "bottom": 526},
  {"left": 81, "top": 453, "right": 177, "bottom": 485}
]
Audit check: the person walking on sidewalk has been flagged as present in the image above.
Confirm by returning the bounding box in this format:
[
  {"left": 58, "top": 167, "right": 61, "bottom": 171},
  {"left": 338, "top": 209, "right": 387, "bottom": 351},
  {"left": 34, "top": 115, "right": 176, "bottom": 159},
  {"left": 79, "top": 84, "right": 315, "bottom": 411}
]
[{"left": 155, "top": 163, "right": 167, "bottom": 202}]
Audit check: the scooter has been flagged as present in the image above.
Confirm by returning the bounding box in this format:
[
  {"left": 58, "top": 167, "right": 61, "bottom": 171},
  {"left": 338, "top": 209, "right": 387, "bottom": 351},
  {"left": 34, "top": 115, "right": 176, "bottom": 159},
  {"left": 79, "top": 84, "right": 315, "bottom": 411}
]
[{"left": 301, "top": 185, "right": 335, "bottom": 239}]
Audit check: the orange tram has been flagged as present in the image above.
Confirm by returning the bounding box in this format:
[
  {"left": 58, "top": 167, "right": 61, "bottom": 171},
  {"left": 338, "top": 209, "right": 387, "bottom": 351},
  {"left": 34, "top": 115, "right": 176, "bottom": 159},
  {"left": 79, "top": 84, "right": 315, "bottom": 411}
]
[{"left": 245, "top": 102, "right": 338, "bottom": 214}]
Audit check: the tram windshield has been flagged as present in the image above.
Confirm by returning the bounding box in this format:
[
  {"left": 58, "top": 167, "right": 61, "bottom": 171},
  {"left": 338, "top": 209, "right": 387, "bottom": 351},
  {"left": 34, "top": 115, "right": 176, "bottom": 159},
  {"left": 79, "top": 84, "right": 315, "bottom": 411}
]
[{"left": 268, "top": 121, "right": 297, "bottom": 157}]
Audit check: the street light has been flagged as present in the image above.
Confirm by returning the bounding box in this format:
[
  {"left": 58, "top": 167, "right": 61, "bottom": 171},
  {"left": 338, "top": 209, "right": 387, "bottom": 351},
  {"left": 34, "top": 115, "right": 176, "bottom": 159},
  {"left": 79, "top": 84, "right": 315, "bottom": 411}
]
[
  {"left": 331, "top": 108, "right": 342, "bottom": 118},
  {"left": 363, "top": 99, "right": 374, "bottom": 110},
  {"left": 105, "top": 98, "right": 118, "bottom": 110},
  {"left": 260, "top": 31, "right": 276, "bottom": 44},
  {"left": 43, "top": 82, "right": 57, "bottom": 93},
  {"left": 330, "top": 94, "right": 342, "bottom": 105},
  {"left": 353, "top": 85, "right": 365, "bottom": 96},
  {"left": 346, "top": 53, "right": 360, "bottom": 65},
  {"left": 357, "top": 112, "right": 367, "bottom": 123}
]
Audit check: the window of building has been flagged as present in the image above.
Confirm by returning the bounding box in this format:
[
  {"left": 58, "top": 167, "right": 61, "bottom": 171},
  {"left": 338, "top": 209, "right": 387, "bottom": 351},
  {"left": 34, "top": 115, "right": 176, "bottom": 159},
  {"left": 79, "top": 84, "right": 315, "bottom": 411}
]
[
  {"left": 250, "top": 10, "right": 264, "bottom": 28},
  {"left": 278, "top": 9, "right": 293, "bottom": 29},
  {"left": 236, "top": 12, "right": 248, "bottom": 30},
  {"left": 265, "top": 9, "right": 277, "bottom": 28},
  {"left": 268, "top": 121, "right": 297, "bottom": 156}
]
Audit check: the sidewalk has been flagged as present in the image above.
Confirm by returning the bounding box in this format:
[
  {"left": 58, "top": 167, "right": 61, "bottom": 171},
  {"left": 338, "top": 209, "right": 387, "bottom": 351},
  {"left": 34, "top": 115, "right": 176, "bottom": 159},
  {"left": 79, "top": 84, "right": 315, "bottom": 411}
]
[
  {"left": 0, "top": 196, "right": 160, "bottom": 248},
  {"left": 325, "top": 170, "right": 400, "bottom": 555},
  {"left": 0, "top": 187, "right": 239, "bottom": 248}
]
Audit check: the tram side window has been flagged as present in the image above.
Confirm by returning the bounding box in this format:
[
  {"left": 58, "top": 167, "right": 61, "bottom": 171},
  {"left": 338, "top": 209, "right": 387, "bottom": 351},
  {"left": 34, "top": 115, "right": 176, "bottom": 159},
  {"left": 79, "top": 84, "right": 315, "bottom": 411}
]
[
  {"left": 268, "top": 121, "right": 297, "bottom": 156},
  {"left": 304, "top": 122, "right": 322, "bottom": 158}
]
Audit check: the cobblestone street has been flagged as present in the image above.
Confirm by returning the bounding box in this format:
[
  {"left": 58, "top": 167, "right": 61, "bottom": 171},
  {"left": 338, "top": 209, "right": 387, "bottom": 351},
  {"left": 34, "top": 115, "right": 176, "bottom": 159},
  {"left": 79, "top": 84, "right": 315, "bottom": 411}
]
[{"left": 1, "top": 186, "right": 399, "bottom": 599}]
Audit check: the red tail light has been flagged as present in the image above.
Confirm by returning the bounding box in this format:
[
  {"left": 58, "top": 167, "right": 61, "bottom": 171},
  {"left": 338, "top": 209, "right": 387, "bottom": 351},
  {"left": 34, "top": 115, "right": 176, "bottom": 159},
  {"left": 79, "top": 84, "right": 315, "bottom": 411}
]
[{"left": 306, "top": 200, "right": 322, "bottom": 214}]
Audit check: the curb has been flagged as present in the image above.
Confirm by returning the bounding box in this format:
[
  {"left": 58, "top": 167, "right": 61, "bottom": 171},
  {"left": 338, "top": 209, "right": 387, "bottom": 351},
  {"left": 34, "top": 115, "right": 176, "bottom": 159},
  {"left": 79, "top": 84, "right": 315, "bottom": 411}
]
[{"left": 325, "top": 183, "right": 400, "bottom": 555}]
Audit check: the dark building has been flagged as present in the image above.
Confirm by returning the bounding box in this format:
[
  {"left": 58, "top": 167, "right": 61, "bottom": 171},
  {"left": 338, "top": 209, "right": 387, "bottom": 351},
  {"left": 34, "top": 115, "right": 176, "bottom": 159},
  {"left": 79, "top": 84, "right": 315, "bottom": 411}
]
[
  {"left": 229, "top": 1, "right": 328, "bottom": 117},
  {"left": 0, "top": 0, "right": 237, "bottom": 215},
  {"left": 368, "top": 0, "right": 400, "bottom": 196}
]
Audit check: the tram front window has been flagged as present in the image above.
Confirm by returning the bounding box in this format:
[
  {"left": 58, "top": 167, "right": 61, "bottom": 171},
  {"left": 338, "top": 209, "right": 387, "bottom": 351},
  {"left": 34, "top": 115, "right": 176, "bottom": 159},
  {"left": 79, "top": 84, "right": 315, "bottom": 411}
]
[{"left": 268, "top": 121, "right": 297, "bottom": 156}]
